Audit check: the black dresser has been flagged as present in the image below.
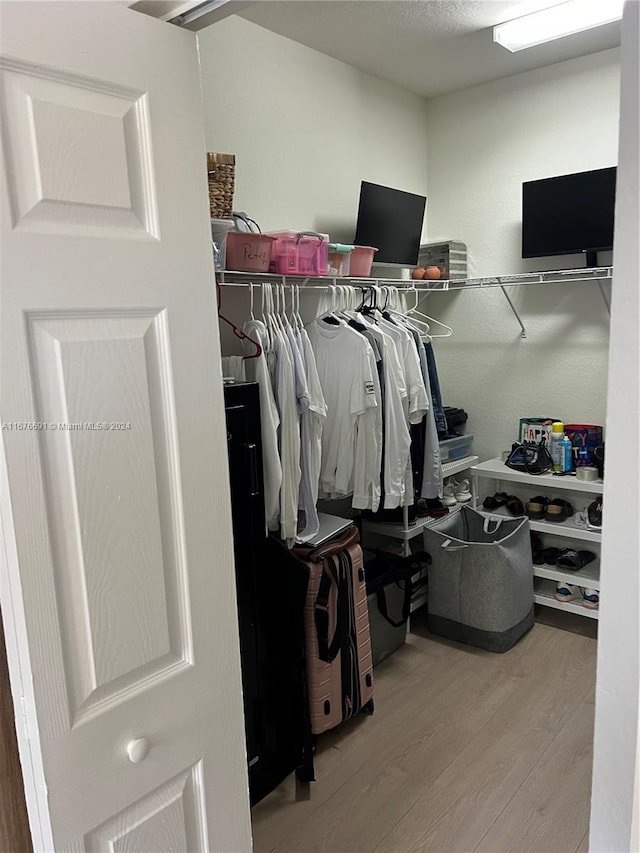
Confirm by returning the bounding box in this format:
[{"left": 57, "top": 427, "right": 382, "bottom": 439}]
[{"left": 223, "top": 381, "right": 313, "bottom": 805}]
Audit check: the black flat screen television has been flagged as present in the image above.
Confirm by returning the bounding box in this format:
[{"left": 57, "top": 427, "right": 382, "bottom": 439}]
[
  {"left": 354, "top": 181, "right": 426, "bottom": 267},
  {"left": 522, "top": 166, "right": 616, "bottom": 267}
]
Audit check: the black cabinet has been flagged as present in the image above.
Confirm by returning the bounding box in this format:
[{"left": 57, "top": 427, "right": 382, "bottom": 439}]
[{"left": 224, "top": 381, "right": 312, "bottom": 806}]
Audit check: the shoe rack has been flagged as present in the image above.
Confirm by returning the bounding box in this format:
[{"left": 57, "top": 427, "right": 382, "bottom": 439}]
[{"left": 470, "top": 458, "right": 603, "bottom": 620}]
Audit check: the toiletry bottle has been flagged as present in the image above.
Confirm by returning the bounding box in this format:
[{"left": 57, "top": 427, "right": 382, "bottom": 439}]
[
  {"left": 550, "top": 422, "right": 565, "bottom": 472},
  {"left": 561, "top": 434, "right": 573, "bottom": 473}
]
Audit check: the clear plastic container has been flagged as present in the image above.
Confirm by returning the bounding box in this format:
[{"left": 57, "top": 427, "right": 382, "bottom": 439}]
[
  {"left": 439, "top": 434, "right": 474, "bottom": 462},
  {"left": 327, "top": 243, "right": 354, "bottom": 276},
  {"left": 268, "top": 231, "right": 329, "bottom": 276},
  {"left": 350, "top": 245, "right": 378, "bottom": 277},
  {"left": 211, "top": 218, "right": 234, "bottom": 270}
]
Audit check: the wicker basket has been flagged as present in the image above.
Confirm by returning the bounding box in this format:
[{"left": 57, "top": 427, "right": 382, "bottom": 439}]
[{"left": 207, "top": 152, "right": 235, "bottom": 219}]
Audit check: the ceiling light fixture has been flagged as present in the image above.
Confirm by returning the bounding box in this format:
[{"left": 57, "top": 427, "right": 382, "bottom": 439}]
[
  {"left": 164, "top": 0, "right": 233, "bottom": 27},
  {"left": 493, "top": 0, "right": 624, "bottom": 52}
]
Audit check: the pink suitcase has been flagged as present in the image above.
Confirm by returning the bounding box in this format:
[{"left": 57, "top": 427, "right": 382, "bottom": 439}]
[{"left": 294, "top": 526, "right": 374, "bottom": 735}]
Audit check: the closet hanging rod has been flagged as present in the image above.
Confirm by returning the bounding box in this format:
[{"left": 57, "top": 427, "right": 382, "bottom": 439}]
[{"left": 216, "top": 280, "right": 408, "bottom": 293}]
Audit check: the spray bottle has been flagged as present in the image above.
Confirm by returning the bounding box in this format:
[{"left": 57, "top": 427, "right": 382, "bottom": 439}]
[{"left": 561, "top": 434, "right": 573, "bottom": 473}]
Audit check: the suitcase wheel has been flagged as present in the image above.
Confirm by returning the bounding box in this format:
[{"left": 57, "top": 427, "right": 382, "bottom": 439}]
[{"left": 361, "top": 699, "right": 375, "bottom": 716}]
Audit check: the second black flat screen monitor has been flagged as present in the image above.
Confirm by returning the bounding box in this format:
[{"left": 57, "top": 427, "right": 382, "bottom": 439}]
[{"left": 354, "top": 181, "right": 426, "bottom": 267}]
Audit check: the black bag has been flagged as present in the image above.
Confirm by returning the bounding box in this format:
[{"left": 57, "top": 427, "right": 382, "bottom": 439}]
[
  {"left": 443, "top": 406, "right": 468, "bottom": 431},
  {"left": 505, "top": 438, "right": 553, "bottom": 475}
]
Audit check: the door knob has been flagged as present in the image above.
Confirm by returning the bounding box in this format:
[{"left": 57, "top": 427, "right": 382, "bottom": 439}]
[{"left": 127, "top": 737, "right": 150, "bottom": 764}]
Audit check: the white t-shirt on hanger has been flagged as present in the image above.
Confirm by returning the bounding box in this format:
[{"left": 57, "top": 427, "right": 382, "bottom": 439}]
[
  {"left": 307, "top": 319, "right": 379, "bottom": 502},
  {"left": 242, "top": 319, "right": 282, "bottom": 532},
  {"left": 271, "top": 320, "right": 301, "bottom": 546},
  {"left": 296, "top": 326, "right": 327, "bottom": 541},
  {"left": 379, "top": 317, "right": 429, "bottom": 424},
  {"left": 359, "top": 316, "right": 412, "bottom": 509},
  {"left": 351, "top": 344, "right": 382, "bottom": 511}
]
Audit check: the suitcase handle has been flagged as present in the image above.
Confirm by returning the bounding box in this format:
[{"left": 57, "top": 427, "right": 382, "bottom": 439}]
[{"left": 314, "top": 560, "right": 348, "bottom": 664}]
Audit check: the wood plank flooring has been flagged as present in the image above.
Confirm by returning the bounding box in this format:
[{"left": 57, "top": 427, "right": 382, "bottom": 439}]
[{"left": 251, "top": 610, "right": 597, "bottom": 853}]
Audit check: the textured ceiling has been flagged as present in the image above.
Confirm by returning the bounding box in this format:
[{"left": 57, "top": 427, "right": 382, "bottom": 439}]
[{"left": 238, "top": 0, "right": 622, "bottom": 98}]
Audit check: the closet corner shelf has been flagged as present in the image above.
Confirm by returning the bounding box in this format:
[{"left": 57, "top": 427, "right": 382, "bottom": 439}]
[
  {"left": 361, "top": 455, "right": 479, "bottom": 542},
  {"left": 534, "top": 579, "right": 599, "bottom": 620},
  {"left": 471, "top": 457, "right": 602, "bottom": 621},
  {"left": 469, "top": 458, "right": 604, "bottom": 494}
]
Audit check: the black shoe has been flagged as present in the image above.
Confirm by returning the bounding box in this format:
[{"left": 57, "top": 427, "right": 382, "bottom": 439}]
[
  {"left": 587, "top": 495, "right": 603, "bottom": 530},
  {"left": 530, "top": 531, "right": 544, "bottom": 565}
]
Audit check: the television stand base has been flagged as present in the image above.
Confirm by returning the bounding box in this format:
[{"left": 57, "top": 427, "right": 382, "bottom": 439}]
[{"left": 585, "top": 251, "right": 598, "bottom": 267}]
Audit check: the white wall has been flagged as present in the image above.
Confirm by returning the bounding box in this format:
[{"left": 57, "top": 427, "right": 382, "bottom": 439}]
[
  {"left": 198, "top": 16, "right": 430, "bottom": 243},
  {"left": 590, "top": 2, "right": 640, "bottom": 849},
  {"left": 421, "top": 49, "right": 620, "bottom": 460}
]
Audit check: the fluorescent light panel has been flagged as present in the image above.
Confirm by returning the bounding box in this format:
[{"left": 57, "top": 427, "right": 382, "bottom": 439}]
[{"left": 494, "top": 0, "right": 624, "bottom": 52}]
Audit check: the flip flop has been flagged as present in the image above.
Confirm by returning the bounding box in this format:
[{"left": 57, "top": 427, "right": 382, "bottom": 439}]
[
  {"left": 555, "top": 549, "right": 596, "bottom": 570},
  {"left": 526, "top": 495, "right": 551, "bottom": 519},
  {"left": 545, "top": 498, "right": 573, "bottom": 522},
  {"left": 482, "top": 492, "right": 509, "bottom": 510}
]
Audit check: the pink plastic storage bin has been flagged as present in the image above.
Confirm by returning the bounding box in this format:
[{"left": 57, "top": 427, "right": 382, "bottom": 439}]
[
  {"left": 349, "top": 246, "right": 378, "bottom": 277},
  {"left": 268, "top": 231, "right": 329, "bottom": 276},
  {"left": 225, "top": 232, "right": 275, "bottom": 272}
]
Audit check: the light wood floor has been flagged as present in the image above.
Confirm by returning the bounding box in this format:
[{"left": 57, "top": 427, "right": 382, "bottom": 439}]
[{"left": 251, "top": 609, "right": 597, "bottom": 853}]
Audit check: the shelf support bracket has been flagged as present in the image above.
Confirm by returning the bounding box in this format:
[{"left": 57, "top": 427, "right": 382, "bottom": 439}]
[
  {"left": 500, "top": 286, "right": 527, "bottom": 339},
  {"left": 597, "top": 280, "right": 611, "bottom": 316}
]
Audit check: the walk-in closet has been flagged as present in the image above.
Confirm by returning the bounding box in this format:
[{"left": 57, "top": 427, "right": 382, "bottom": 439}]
[
  {"left": 0, "top": 3, "right": 637, "bottom": 852},
  {"left": 194, "top": 3, "right": 634, "bottom": 851}
]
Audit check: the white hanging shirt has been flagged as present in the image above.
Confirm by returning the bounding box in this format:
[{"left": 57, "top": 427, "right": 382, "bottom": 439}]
[
  {"left": 296, "top": 326, "right": 327, "bottom": 541},
  {"left": 270, "top": 320, "right": 301, "bottom": 545},
  {"left": 307, "top": 319, "right": 379, "bottom": 504},
  {"left": 359, "top": 315, "right": 412, "bottom": 509},
  {"left": 378, "top": 317, "right": 429, "bottom": 425},
  {"left": 242, "top": 319, "right": 282, "bottom": 532}
]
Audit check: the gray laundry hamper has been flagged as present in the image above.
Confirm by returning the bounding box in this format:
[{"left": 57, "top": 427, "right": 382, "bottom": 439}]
[{"left": 423, "top": 506, "right": 534, "bottom": 653}]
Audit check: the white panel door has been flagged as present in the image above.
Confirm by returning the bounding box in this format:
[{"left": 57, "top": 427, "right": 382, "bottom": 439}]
[{"left": 0, "top": 3, "right": 252, "bottom": 850}]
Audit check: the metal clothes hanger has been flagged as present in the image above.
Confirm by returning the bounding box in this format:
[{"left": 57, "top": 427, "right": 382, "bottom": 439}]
[
  {"left": 216, "top": 281, "right": 262, "bottom": 359},
  {"left": 404, "top": 288, "right": 453, "bottom": 338}
]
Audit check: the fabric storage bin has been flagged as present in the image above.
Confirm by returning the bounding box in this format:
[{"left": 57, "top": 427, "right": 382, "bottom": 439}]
[
  {"left": 423, "top": 506, "right": 534, "bottom": 653},
  {"left": 439, "top": 433, "right": 473, "bottom": 461},
  {"left": 226, "top": 232, "right": 276, "bottom": 272},
  {"left": 364, "top": 550, "right": 431, "bottom": 665},
  {"left": 349, "top": 246, "right": 378, "bottom": 277},
  {"left": 328, "top": 243, "right": 353, "bottom": 276},
  {"left": 268, "top": 231, "right": 329, "bottom": 276}
]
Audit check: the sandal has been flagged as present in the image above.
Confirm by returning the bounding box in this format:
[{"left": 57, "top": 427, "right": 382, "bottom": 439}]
[
  {"left": 526, "top": 495, "right": 551, "bottom": 519},
  {"left": 541, "top": 547, "right": 562, "bottom": 566},
  {"left": 482, "top": 492, "right": 508, "bottom": 510},
  {"left": 505, "top": 495, "right": 525, "bottom": 516},
  {"left": 545, "top": 498, "right": 573, "bottom": 523},
  {"left": 555, "top": 549, "right": 596, "bottom": 570}
]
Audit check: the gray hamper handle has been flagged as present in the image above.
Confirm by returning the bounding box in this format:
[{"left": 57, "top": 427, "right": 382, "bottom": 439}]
[
  {"left": 483, "top": 517, "right": 504, "bottom": 534},
  {"left": 440, "top": 538, "right": 467, "bottom": 551}
]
